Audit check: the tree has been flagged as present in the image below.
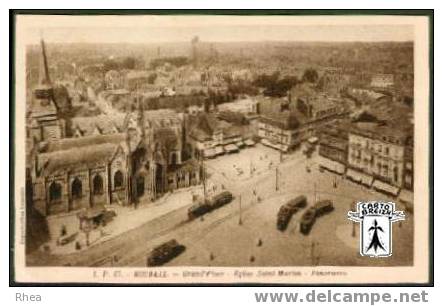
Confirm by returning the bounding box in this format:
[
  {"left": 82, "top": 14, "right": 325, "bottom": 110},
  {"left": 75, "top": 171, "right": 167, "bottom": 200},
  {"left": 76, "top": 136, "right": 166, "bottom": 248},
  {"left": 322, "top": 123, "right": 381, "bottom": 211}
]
[
  {"left": 122, "top": 57, "right": 136, "bottom": 70},
  {"left": 147, "top": 73, "right": 157, "bottom": 84},
  {"left": 103, "top": 59, "right": 119, "bottom": 72},
  {"left": 302, "top": 68, "right": 319, "bottom": 83}
]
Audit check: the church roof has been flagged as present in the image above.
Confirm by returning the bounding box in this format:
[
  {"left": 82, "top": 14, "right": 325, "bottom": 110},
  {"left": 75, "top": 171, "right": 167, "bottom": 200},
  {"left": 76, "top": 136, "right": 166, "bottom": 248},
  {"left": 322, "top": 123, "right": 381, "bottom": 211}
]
[
  {"left": 38, "top": 142, "right": 121, "bottom": 175},
  {"left": 72, "top": 114, "right": 126, "bottom": 136},
  {"left": 143, "top": 109, "right": 182, "bottom": 128},
  {"left": 40, "top": 133, "right": 126, "bottom": 153}
]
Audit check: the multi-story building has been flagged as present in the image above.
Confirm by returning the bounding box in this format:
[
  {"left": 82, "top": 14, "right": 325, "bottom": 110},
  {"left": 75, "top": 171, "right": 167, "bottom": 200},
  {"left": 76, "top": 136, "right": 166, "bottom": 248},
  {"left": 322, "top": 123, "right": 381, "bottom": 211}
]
[
  {"left": 188, "top": 113, "right": 246, "bottom": 158},
  {"left": 257, "top": 111, "right": 302, "bottom": 152},
  {"left": 347, "top": 121, "right": 410, "bottom": 195},
  {"left": 217, "top": 97, "right": 258, "bottom": 115},
  {"left": 295, "top": 93, "right": 344, "bottom": 121},
  {"left": 318, "top": 120, "right": 349, "bottom": 174},
  {"left": 403, "top": 136, "right": 414, "bottom": 191},
  {"left": 104, "top": 69, "right": 125, "bottom": 90},
  {"left": 370, "top": 73, "right": 394, "bottom": 88}
]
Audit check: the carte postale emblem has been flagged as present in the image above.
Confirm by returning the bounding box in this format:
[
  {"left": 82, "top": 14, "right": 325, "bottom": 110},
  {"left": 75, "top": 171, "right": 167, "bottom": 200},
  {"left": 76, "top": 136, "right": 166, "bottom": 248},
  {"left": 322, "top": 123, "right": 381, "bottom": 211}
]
[{"left": 348, "top": 201, "right": 405, "bottom": 257}]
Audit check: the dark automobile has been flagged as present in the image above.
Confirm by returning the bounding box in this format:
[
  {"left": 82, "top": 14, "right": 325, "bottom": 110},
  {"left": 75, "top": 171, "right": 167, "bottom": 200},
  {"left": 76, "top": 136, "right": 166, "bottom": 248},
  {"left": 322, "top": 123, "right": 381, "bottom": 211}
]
[
  {"left": 209, "top": 191, "right": 234, "bottom": 209},
  {"left": 277, "top": 196, "right": 307, "bottom": 231},
  {"left": 314, "top": 200, "right": 334, "bottom": 217},
  {"left": 146, "top": 239, "right": 186, "bottom": 267},
  {"left": 188, "top": 202, "right": 211, "bottom": 220},
  {"left": 99, "top": 210, "right": 117, "bottom": 226},
  {"left": 300, "top": 207, "right": 317, "bottom": 235}
]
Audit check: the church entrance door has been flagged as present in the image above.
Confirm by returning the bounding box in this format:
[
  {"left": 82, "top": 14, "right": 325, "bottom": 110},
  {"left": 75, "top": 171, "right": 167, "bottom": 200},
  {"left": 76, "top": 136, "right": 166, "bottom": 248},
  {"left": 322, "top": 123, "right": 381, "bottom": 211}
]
[{"left": 136, "top": 175, "right": 145, "bottom": 198}]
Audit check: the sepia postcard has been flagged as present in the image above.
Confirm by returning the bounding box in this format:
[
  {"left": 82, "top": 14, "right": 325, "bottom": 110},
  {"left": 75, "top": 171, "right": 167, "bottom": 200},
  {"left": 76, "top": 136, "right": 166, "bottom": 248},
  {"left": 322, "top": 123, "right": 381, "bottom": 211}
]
[{"left": 11, "top": 11, "right": 432, "bottom": 284}]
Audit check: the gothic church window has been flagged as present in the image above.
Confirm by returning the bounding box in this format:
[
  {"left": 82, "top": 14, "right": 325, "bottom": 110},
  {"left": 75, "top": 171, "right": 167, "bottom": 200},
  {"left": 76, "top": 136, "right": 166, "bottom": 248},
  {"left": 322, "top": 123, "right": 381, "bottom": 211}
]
[
  {"left": 49, "top": 182, "right": 62, "bottom": 203},
  {"left": 93, "top": 175, "right": 104, "bottom": 195},
  {"left": 71, "top": 178, "right": 82, "bottom": 199},
  {"left": 114, "top": 171, "right": 124, "bottom": 188}
]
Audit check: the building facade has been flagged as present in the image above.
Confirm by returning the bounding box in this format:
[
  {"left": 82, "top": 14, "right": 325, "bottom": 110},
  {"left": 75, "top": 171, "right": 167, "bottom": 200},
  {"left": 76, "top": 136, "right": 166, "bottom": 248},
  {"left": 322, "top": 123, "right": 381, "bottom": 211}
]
[
  {"left": 318, "top": 121, "right": 349, "bottom": 165},
  {"left": 30, "top": 129, "right": 201, "bottom": 217},
  {"left": 188, "top": 114, "right": 244, "bottom": 158},
  {"left": 403, "top": 137, "right": 414, "bottom": 190},
  {"left": 257, "top": 111, "right": 301, "bottom": 152},
  {"left": 347, "top": 122, "right": 407, "bottom": 188}
]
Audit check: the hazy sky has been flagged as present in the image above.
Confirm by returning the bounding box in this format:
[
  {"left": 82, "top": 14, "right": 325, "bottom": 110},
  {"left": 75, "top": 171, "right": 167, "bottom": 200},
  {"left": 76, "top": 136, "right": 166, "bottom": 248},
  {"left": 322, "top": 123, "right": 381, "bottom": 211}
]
[{"left": 20, "top": 16, "right": 415, "bottom": 44}]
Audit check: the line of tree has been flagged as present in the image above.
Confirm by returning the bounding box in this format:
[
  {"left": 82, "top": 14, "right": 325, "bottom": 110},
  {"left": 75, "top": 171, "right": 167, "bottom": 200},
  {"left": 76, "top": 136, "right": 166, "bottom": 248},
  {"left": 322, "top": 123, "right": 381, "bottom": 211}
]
[
  {"left": 252, "top": 68, "right": 319, "bottom": 97},
  {"left": 253, "top": 71, "right": 299, "bottom": 97},
  {"left": 103, "top": 56, "right": 138, "bottom": 72},
  {"left": 150, "top": 56, "right": 189, "bottom": 69}
]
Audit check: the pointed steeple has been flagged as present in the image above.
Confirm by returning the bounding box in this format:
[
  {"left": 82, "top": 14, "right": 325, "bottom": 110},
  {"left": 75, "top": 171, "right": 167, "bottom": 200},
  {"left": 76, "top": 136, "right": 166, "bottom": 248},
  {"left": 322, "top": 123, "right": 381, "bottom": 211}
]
[
  {"left": 32, "top": 38, "right": 58, "bottom": 117},
  {"left": 30, "top": 37, "right": 64, "bottom": 142},
  {"left": 38, "top": 39, "right": 51, "bottom": 86}
]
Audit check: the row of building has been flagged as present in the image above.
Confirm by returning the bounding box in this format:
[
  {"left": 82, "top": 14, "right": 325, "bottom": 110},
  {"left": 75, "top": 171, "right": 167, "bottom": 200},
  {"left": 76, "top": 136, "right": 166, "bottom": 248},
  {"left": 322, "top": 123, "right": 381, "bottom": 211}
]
[{"left": 317, "top": 117, "right": 413, "bottom": 200}]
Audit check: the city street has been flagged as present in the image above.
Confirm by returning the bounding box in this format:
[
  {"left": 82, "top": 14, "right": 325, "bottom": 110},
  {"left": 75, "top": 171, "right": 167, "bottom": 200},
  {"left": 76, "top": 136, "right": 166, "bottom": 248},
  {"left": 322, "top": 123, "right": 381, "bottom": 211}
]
[{"left": 27, "top": 146, "right": 413, "bottom": 267}]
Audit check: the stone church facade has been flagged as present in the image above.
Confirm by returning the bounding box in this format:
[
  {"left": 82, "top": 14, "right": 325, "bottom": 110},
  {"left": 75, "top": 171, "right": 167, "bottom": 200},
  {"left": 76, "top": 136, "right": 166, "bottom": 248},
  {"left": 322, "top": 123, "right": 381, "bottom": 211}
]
[
  {"left": 31, "top": 134, "right": 201, "bottom": 216},
  {"left": 28, "top": 40, "right": 201, "bottom": 217}
]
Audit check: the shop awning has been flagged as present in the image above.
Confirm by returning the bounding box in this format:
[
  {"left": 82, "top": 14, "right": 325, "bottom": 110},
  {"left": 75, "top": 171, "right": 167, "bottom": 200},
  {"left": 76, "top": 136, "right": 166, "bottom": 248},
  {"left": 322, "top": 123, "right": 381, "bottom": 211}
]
[
  {"left": 261, "top": 138, "right": 288, "bottom": 152},
  {"left": 214, "top": 146, "right": 225, "bottom": 155},
  {"left": 224, "top": 144, "right": 239, "bottom": 153},
  {"left": 360, "top": 173, "right": 374, "bottom": 187},
  {"left": 203, "top": 148, "right": 216, "bottom": 158},
  {"left": 236, "top": 141, "right": 245, "bottom": 148},
  {"left": 372, "top": 180, "right": 400, "bottom": 196},
  {"left": 346, "top": 169, "right": 362, "bottom": 183},
  {"left": 398, "top": 189, "right": 413, "bottom": 204},
  {"left": 319, "top": 158, "right": 345, "bottom": 174},
  {"left": 346, "top": 169, "right": 374, "bottom": 186},
  {"left": 308, "top": 136, "right": 319, "bottom": 144},
  {"left": 244, "top": 139, "right": 255, "bottom": 146}
]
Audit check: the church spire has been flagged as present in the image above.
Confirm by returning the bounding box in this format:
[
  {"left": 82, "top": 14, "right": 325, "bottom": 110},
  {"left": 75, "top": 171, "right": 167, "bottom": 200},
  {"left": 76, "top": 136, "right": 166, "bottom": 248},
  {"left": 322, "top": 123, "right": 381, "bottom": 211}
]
[{"left": 38, "top": 39, "right": 51, "bottom": 86}]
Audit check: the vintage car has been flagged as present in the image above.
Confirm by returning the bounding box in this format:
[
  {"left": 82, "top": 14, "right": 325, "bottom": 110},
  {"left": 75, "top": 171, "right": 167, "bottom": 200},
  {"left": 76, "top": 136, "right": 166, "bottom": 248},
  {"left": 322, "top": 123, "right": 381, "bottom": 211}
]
[
  {"left": 146, "top": 239, "right": 186, "bottom": 267},
  {"left": 300, "top": 207, "right": 317, "bottom": 235},
  {"left": 99, "top": 210, "right": 117, "bottom": 226},
  {"left": 277, "top": 196, "right": 308, "bottom": 231},
  {"left": 314, "top": 200, "right": 334, "bottom": 217}
]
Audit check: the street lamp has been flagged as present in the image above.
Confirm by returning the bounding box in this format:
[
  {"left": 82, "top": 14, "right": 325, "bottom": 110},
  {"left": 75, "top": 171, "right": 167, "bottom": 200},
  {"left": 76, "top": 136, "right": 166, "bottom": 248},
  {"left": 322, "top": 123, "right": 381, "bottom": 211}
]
[
  {"left": 350, "top": 201, "right": 356, "bottom": 238},
  {"left": 310, "top": 240, "right": 320, "bottom": 266},
  {"left": 275, "top": 167, "right": 279, "bottom": 192},
  {"left": 238, "top": 194, "right": 243, "bottom": 225}
]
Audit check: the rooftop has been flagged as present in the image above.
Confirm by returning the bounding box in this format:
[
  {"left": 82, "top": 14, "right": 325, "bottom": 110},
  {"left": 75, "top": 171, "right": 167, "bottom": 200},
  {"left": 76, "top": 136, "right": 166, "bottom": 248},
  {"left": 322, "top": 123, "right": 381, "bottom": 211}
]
[
  {"left": 39, "top": 142, "right": 121, "bottom": 175},
  {"left": 39, "top": 133, "right": 126, "bottom": 153}
]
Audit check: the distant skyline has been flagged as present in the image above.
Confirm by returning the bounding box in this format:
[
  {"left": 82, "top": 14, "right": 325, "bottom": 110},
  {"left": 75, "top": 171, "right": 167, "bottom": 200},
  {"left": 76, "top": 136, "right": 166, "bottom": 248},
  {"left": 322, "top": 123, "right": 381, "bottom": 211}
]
[{"left": 19, "top": 16, "right": 415, "bottom": 44}]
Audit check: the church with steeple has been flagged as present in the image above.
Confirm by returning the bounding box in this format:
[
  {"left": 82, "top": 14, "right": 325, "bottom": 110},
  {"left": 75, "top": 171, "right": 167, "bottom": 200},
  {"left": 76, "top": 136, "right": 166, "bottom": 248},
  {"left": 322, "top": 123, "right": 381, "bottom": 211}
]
[
  {"left": 27, "top": 39, "right": 201, "bottom": 217},
  {"left": 29, "top": 39, "right": 65, "bottom": 142}
]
